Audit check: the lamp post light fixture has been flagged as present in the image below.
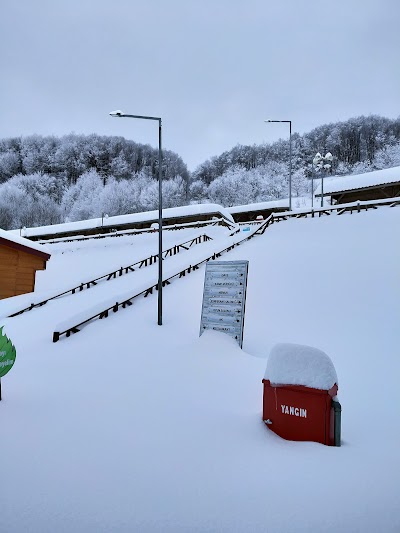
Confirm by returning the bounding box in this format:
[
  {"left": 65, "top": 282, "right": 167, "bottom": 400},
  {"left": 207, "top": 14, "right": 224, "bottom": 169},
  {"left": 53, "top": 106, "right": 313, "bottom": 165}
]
[
  {"left": 265, "top": 119, "right": 292, "bottom": 211},
  {"left": 313, "top": 152, "right": 333, "bottom": 207},
  {"left": 109, "top": 110, "right": 163, "bottom": 326}
]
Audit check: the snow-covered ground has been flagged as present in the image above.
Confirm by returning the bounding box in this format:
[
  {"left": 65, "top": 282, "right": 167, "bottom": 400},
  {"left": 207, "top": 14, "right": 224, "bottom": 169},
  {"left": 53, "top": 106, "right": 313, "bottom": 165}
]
[{"left": 1, "top": 207, "right": 399, "bottom": 532}]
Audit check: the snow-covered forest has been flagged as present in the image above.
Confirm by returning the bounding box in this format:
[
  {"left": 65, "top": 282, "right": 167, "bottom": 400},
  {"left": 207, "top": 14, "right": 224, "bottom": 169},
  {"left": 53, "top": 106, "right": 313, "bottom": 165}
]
[
  {"left": 0, "top": 134, "right": 190, "bottom": 229},
  {"left": 1, "top": 115, "right": 400, "bottom": 229},
  {"left": 192, "top": 114, "right": 400, "bottom": 205}
]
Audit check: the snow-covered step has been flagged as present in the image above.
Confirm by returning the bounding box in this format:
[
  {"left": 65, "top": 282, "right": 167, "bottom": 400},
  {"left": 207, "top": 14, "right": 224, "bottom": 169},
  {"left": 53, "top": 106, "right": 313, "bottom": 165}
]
[
  {"left": 5, "top": 234, "right": 213, "bottom": 319},
  {"left": 52, "top": 227, "right": 261, "bottom": 342}
]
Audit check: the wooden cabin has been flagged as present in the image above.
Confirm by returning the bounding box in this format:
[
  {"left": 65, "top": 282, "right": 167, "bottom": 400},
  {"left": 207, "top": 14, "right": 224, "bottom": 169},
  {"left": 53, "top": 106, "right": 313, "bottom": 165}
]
[
  {"left": 0, "top": 230, "right": 51, "bottom": 300},
  {"left": 315, "top": 166, "right": 400, "bottom": 205}
]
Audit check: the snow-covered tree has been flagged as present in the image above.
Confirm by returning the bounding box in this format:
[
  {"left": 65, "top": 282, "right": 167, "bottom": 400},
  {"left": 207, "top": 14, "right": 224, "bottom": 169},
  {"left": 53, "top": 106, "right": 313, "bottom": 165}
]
[
  {"left": 374, "top": 142, "right": 400, "bottom": 170},
  {"left": 6, "top": 172, "right": 67, "bottom": 204},
  {"left": 96, "top": 177, "right": 140, "bottom": 216},
  {"left": 62, "top": 169, "right": 103, "bottom": 221},
  {"left": 189, "top": 180, "right": 209, "bottom": 203},
  {"left": 0, "top": 151, "right": 21, "bottom": 182},
  {"left": 138, "top": 176, "right": 186, "bottom": 211},
  {"left": 0, "top": 179, "right": 61, "bottom": 229}
]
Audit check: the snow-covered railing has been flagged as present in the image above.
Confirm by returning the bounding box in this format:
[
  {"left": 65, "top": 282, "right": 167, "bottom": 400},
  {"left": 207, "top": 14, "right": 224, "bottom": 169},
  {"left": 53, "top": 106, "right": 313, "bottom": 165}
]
[
  {"left": 254, "top": 196, "right": 400, "bottom": 234},
  {"left": 277, "top": 196, "right": 399, "bottom": 219},
  {"left": 8, "top": 234, "right": 213, "bottom": 318},
  {"left": 253, "top": 214, "right": 276, "bottom": 235},
  {"left": 52, "top": 228, "right": 260, "bottom": 342},
  {"left": 237, "top": 220, "right": 264, "bottom": 226},
  {"left": 49, "top": 195, "right": 400, "bottom": 342}
]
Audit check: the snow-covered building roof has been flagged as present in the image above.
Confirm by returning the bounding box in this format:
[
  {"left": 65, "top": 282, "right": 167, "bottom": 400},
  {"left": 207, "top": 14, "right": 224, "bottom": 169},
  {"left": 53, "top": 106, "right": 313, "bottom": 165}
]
[
  {"left": 315, "top": 166, "right": 400, "bottom": 196},
  {"left": 227, "top": 199, "right": 290, "bottom": 222},
  {"left": 227, "top": 199, "right": 289, "bottom": 215},
  {"left": 0, "top": 228, "right": 50, "bottom": 259},
  {"left": 8, "top": 204, "right": 235, "bottom": 240}
]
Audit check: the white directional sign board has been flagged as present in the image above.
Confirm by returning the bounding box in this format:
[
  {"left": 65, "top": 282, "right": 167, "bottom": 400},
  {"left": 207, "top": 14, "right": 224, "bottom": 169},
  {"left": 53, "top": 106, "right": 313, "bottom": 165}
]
[{"left": 200, "top": 260, "right": 249, "bottom": 348}]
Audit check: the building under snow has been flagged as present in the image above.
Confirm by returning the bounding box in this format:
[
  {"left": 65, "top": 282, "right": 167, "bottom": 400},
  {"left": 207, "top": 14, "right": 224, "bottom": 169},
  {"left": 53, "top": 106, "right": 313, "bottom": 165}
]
[
  {"left": 8, "top": 204, "right": 235, "bottom": 242},
  {"left": 315, "top": 166, "right": 400, "bottom": 204},
  {"left": 227, "top": 199, "right": 290, "bottom": 222}
]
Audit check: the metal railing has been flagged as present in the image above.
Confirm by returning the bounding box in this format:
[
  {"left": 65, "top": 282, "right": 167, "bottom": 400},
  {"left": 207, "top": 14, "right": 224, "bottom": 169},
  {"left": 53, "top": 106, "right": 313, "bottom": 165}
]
[
  {"left": 52, "top": 230, "right": 259, "bottom": 342},
  {"left": 254, "top": 196, "right": 400, "bottom": 234},
  {"left": 8, "top": 234, "right": 213, "bottom": 318},
  {"left": 45, "top": 195, "right": 400, "bottom": 342}
]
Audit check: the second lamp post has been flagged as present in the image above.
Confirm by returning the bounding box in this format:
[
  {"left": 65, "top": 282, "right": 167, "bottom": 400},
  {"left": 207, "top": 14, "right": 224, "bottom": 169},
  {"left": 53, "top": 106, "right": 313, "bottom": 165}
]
[{"left": 313, "top": 152, "right": 333, "bottom": 208}]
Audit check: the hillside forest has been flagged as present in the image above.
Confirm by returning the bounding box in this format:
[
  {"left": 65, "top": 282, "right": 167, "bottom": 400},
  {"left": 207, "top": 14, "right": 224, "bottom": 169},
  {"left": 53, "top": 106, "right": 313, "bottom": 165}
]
[{"left": 0, "top": 115, "right": 399, "bottom": 230}]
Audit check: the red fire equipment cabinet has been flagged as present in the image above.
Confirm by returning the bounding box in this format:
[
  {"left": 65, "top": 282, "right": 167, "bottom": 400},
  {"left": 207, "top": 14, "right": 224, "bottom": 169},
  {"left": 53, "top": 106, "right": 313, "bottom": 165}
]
[
  {"left": 262, "top": 344, "right": 341, "bottom": 446},
  {"left": 262, "top": 380, "right": 341, "bottom": 446}
]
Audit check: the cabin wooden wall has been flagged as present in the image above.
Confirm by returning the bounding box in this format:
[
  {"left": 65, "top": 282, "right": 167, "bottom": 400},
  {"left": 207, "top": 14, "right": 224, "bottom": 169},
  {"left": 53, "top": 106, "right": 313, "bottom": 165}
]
[
  {"left": 332, "top": 183, "right": 400, "bottom": 204},
  {"left": 0, "top": 245, "right": 46, "bottom": 299}
]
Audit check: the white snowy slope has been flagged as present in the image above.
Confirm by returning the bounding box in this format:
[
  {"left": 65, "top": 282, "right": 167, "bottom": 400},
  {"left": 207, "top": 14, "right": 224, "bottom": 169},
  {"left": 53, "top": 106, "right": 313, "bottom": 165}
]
[
  {"left": 0, "top": 226, "right": 236, "bottom": 319},
  {"left": 0, "top": 207, "right": 399, "bottom": 533}
]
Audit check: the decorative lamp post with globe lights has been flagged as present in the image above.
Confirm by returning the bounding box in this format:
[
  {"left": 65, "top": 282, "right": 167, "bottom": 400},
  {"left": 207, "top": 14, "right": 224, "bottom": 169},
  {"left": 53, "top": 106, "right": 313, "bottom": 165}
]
[{"left": 313, "top": 152, "right": 333, "bottom": 207}]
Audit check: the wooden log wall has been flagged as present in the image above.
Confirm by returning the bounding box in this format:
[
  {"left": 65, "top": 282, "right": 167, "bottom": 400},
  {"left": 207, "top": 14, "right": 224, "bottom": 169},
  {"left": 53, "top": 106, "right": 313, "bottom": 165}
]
[{"left": 0, "top": 246, "right": 46, "bottom": 299}]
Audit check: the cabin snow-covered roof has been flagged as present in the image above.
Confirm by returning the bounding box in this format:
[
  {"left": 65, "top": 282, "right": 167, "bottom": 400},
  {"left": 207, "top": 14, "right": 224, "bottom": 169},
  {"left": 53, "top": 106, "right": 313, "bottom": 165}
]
[
  {"left": 315, "top": 166, "right": 400, "bottom": 196},
  {"left": 0, "top": 228, "right": 51, "bottom": 259},
  {"left": 8, "top": 203, "right": 234, "bottom": 239},
  {"left": 227, "top": 199, "right": 289, "bottom": 215}
]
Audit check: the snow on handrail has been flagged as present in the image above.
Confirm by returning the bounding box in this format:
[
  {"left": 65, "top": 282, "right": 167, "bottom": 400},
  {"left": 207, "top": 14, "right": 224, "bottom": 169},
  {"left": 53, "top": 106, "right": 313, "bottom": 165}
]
[
  {"left": 51, "top": 196, "right": 398, "bottom": 341},
  {"left": 253, "top": 196, "right": 400, "bottom": 234},
  {"left": 274, "top": 196, "right": 400, "bottom": 218},
  {"left": 52, "top": 227, "right": 260, "bottom": 342}
]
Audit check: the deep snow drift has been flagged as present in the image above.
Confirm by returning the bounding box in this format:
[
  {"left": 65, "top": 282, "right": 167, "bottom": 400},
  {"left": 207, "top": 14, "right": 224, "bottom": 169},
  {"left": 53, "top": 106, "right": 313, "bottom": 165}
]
[
  {"left": 265, "top": 343, "right": 338, "bottom": 390},
  {"left": 1, "top": 207, "right": 399, "bottom": 532}
]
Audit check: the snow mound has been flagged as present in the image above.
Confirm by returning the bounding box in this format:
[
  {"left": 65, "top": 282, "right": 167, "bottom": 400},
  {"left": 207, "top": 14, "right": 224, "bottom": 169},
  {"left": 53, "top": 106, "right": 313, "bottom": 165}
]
[{"left": 265, "top": 343, "right": 338, "bottom": 390}]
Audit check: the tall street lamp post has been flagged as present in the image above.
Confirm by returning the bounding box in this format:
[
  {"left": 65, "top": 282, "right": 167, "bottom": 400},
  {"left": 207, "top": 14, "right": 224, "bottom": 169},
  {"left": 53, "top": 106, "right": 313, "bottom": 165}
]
[
  {"left": 110, "top": 110, "right": 163, "bottom": 326},
  {"left": 265, "top": 119, "right": 292, "bottom": 211},
  {"left": 313, "top": 152, "right": 333, "bottom": 207}
]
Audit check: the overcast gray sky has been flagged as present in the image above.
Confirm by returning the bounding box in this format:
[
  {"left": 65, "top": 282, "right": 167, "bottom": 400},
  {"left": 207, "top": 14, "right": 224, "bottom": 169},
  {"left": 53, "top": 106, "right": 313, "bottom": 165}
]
[{"left": 1, "top": 0, "right": 399, "bottom": 170}]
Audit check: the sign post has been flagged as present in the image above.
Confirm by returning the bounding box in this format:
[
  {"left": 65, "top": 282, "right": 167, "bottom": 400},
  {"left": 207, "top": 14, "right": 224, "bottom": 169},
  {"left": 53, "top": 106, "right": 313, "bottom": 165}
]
[
  {"left": 0, "top": 327, "right": 17, "bottom": 401},
  {"left": 200, "top": 260, "right": 249, "bottom": 348}
]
